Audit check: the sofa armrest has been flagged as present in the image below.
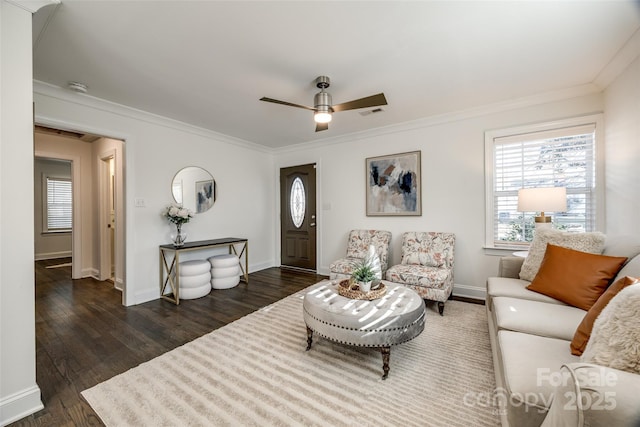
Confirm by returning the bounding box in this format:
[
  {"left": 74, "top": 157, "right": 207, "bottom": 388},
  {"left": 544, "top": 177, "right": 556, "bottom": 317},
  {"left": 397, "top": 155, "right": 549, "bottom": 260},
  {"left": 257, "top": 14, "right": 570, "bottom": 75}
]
[
  {"left": 541, "top": 363, "right": 640, "bottom": 427},
  {"left": 498, "top": 256, "right": 524, "bottom": 279}
]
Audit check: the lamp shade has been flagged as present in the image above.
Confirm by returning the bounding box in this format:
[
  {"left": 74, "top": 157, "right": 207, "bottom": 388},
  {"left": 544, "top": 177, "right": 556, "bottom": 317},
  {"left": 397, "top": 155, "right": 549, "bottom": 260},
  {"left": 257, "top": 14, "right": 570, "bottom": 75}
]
[{"left": 517, "top": 187, "right": 567, "bottom": 213}]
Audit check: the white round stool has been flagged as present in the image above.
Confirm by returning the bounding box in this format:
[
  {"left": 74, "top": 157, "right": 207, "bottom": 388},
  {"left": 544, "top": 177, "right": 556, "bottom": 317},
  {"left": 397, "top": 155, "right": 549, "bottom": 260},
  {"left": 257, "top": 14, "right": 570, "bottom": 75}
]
[
  {"left": 178, "top": 259, "right": 211, "bottom": 299},
  {"left": 208, "top": 254, "right": 240, "bottom": 289}
]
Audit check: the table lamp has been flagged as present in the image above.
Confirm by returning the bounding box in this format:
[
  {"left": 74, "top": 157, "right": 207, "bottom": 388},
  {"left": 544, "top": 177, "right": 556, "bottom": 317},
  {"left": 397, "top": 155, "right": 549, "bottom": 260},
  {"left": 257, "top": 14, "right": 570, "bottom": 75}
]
[{"left": 517, "top": 187, "right": 567, "bottom": 228}]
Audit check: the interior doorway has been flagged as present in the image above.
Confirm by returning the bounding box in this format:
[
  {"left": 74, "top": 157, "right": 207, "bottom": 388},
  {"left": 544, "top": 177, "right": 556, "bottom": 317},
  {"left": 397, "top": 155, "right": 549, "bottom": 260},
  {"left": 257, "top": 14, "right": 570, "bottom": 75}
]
[
  {"left": 99, "top": 153, "right": 116, "bottom": 283},
  {"left": 280, "top": 163, "right": 317, "bottom": 271},
  {"left": 34, "top": 125, "right": 126, "bottom": 302}
]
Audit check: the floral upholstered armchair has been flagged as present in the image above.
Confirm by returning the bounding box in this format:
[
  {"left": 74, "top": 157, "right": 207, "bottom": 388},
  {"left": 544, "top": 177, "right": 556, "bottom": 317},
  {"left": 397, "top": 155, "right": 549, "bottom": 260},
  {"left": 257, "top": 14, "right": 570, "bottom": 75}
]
[
  {"left": 329, "top": 230, "right": 392, "bottom": 280},
  {"left": 385, "top": 232, "right": 455, "bottom": 315}
]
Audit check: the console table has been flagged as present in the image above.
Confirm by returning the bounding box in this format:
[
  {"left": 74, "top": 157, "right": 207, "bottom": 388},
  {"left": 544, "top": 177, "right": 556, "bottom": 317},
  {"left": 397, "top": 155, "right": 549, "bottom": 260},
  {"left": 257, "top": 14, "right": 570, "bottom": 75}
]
[{"left": 159, "top": 237, "right": 248, "bottom": 305}]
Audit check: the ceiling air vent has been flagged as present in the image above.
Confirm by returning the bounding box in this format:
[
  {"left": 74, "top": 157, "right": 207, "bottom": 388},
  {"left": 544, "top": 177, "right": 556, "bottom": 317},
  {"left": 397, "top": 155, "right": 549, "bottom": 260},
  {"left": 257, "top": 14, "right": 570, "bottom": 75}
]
[{"left": 359, "top": 107, "right": 385, "bottom": 116}]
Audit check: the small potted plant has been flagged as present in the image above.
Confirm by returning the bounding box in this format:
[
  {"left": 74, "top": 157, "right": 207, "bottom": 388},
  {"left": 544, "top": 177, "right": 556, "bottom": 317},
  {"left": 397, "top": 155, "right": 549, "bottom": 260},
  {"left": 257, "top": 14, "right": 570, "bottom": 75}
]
[{"left": 351, "top": 260, "right": 377, "bottom": 293}]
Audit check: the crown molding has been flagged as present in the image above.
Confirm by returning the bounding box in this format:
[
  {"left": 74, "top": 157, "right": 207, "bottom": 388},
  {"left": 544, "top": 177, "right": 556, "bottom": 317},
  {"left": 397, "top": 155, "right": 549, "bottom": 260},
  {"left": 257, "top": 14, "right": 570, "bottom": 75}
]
[
  {"left": 594, "top": 27, "right": 640, "bottom": 89},
  {"left": 5, "top": 0, "right": 58, "bottom": 13},
  {"left": 33, "top": 78, "right": 601, "bottom": 157},
  {"left": 274, "top": 83, "right": 601, "bottom": 154},
  {"left": 32, "top": 80, "right": 272, "bottom": 154}
]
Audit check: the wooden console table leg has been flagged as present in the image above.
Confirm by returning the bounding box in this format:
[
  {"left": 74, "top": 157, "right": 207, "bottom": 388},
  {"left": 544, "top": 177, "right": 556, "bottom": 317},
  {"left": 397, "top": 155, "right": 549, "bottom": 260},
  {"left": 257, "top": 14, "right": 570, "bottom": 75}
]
[
  {"left": 380, "top": 346, "right": 391, "bottom": 380},
  {"left": 230, "top": 241, "right": 249, "bottom": 284},
  {"left": 159, "top": 248, "right": 180, "bottom": 305}
]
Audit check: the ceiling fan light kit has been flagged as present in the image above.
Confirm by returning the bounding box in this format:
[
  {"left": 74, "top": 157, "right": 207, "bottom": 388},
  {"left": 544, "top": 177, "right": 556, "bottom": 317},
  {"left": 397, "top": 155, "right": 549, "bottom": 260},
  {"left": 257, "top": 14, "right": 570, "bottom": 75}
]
[
  {"left": 260, "top": 75, "right": 387, "bottom": 132},
  {"left": 314, "top": 112, "right": 332, "bottom": 124}
]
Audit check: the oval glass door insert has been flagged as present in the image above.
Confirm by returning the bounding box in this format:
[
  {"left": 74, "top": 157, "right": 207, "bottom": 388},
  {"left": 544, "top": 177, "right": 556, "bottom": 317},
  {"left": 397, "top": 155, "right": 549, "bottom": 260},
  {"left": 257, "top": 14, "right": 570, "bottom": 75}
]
[{"left": 290, "top": 177, "right": 305, "bottom": 228}]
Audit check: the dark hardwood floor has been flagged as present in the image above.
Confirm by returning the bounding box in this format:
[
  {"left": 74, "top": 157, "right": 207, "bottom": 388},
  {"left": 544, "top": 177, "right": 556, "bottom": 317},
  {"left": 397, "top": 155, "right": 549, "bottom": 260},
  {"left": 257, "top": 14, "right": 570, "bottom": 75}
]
[{"left": 12, "top": 259, "right": 326, "bottom": 427}]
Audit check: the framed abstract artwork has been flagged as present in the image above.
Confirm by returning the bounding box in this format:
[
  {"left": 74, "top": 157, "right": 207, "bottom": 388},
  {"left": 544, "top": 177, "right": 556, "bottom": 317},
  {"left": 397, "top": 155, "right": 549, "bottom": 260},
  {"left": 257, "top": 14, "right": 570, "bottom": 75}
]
[{"left": 366, "top": 150, "right": 421, "bottom": 216}]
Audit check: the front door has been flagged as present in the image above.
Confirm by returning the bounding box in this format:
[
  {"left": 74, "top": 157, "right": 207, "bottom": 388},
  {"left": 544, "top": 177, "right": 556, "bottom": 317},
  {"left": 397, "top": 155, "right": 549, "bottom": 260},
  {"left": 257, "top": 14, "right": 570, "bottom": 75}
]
[{"left": 280, "top": 164, "right": 316, "bottom": 271}]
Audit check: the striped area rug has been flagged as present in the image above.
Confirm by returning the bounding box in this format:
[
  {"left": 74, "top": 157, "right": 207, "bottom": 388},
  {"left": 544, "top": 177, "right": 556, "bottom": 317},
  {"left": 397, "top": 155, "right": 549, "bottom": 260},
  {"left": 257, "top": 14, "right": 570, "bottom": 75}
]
[{"left": 82, "top": 288, "right": 499, "bottom": 426}]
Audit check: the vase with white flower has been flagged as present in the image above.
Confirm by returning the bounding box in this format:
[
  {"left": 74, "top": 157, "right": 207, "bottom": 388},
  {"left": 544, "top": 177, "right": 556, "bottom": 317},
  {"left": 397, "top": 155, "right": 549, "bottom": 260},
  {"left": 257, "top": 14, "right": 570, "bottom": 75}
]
[{"left": 163, "top": 203, "right": 194, "bottom": 246}]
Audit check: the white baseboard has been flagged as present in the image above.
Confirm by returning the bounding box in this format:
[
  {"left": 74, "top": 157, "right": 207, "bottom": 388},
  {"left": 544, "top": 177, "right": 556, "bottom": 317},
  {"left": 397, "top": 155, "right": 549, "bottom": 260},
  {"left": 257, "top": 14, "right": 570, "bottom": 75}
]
[
  {"left": 133, "top": 287, "right": 161, "bottom": 306},
  {"left": 452, "top": 283, "right": 486, "bottom": 301},
  {"left": 114, "top": 277, "right": 124, "bottom": 291},
  {"left": 249, "top": 261, "right": 273, "bottom": 273},
  {"left": 0, "top": 385, "right": 44, "bottom": 427},
  {"left": 34, "top": 251, "right": 71, "bottom": 261}
]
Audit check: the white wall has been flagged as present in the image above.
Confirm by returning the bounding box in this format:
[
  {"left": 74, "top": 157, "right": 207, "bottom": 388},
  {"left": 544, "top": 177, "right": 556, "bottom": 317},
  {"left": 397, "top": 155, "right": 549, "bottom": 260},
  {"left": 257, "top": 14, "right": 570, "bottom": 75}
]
[
  {"left": 34, "top": 84, "right": 276, "bottom": 305},
  {"left": 33, "top": 158, "right": 72, "bottom": 260},
  {"left": 275, "top": 93, "right": 605, "bottom": 299},
  {"left": 604, "top": 55, "right": 640, "bottom": 237},
  {"left": 0, "top": 2, "right": 44, "bottom": 424}
]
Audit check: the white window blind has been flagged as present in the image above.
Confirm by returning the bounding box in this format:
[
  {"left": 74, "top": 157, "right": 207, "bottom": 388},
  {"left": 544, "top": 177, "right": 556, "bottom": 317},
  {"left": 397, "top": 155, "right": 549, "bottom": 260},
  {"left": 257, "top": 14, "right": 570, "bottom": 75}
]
[
  {"left": 46, "top": 177, "right": 72, "bottom": 231},
  {"left": 487, "top": 119, "right": 600, "bottom": 248}
]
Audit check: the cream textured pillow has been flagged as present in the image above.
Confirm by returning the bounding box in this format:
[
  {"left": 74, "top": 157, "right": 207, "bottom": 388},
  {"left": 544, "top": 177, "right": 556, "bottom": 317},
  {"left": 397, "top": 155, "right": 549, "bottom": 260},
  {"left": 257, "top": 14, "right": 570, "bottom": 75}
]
[
  {"left": 519, "top": 229, "right": 606, "bottom": 281},
  {"left": 581, "top": 283, "right": 640, "bottom": 374}
]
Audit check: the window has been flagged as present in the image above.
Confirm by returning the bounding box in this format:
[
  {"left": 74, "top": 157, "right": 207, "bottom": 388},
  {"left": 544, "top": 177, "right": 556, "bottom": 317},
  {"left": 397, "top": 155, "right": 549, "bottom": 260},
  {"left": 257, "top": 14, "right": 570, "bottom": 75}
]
[
  {"left": 44, "top": 176, "right": 72, "bottom": 232},
  {"left": 485, "top": 115, "right": 604, "bottom": 248},
  {"left": 290, "top": 177, "right": 305, "bottom": 228}
]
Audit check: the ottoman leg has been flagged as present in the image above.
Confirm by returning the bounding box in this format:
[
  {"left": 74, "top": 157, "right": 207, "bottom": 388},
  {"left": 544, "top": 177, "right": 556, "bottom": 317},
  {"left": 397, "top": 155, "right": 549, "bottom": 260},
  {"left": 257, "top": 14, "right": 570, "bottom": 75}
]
[
  {"left": 380, "top": 346, "right": 391, "bottom": 379},
  {"left": 305, "top": 326, "right": 314, "bottom": 351}
]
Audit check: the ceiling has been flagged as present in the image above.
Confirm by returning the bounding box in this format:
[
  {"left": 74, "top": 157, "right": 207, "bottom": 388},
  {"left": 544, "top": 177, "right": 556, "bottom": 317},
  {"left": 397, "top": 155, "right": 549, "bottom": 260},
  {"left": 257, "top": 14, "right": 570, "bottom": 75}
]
[{"left": 32, "top": 1, "right": 640, "bottom": 149}]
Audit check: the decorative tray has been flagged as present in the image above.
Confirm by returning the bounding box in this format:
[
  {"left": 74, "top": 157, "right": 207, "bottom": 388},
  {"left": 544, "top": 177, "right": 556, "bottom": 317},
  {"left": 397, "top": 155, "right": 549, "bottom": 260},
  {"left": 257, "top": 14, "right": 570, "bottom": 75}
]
[{"left": 336, "top": 279, "right": 387, "bottom": 300}]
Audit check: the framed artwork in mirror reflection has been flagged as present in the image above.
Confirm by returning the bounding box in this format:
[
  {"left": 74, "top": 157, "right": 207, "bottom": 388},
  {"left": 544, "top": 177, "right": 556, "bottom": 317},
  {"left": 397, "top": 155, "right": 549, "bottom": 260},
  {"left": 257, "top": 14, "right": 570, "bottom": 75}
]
[{"left": 195, "top": 180, "right": 215, "bottom": 213}]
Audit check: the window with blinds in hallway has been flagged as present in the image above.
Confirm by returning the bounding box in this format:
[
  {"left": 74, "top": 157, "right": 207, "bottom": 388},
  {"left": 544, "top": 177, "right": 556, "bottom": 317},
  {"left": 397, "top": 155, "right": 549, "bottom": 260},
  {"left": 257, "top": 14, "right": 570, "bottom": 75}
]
[
  {"left": 45, "top": 177, "right": 72, "bottom": 232},
  {"left": 485, "top": 115, "right": 604, "bottom": 248}
]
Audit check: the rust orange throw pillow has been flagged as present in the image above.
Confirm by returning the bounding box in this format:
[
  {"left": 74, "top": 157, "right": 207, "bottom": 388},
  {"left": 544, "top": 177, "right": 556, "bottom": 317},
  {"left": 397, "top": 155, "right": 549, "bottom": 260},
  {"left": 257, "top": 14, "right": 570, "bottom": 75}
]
[
  {"left": 526, "top": 244, "right": 627, "bottom": 311},
  {"left": 570, "top": 276, "right": 639, "bottom": 355}
]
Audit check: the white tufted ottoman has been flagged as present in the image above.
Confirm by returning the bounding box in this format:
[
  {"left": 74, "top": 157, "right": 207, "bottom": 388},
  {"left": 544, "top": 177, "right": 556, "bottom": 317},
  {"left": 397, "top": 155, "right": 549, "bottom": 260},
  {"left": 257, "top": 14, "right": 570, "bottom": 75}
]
[
  {"left": 208, "top": 254, "right": 240, "bottom": 289},
  {"left": 303, "top": 280, "right": 426, "bottom": 379},
  {"left": 178, "top": 260, "right": 212, "bottom": 299}
]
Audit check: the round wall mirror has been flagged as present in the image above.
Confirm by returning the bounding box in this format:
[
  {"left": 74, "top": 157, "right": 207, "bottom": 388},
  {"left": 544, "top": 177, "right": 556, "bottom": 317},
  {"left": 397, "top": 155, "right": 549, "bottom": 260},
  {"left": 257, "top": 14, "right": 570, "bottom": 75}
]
[{"left": 171, "top": 166, "right": 216, "bottom": 213}]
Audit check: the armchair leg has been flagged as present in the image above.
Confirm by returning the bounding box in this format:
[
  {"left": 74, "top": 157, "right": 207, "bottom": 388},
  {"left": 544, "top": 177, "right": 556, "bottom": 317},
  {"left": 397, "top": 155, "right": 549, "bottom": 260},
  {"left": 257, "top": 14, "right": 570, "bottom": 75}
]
[{"left": 437, "top": 301, "right": 445, "bottom": 316}]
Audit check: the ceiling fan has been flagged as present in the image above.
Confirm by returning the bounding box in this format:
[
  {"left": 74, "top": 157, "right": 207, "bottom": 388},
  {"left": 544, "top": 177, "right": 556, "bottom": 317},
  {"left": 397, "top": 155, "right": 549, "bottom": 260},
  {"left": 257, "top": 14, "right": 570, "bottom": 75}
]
[{"left": 260, "top": 76, "right": 388, "bottom": 132}]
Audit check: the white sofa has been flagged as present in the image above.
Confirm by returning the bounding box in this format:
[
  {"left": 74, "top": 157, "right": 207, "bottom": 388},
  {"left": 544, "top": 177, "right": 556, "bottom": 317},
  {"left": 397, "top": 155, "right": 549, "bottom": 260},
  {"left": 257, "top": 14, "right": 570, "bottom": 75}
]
[{"left": 486, "top": 235, "right": 640, "bottom": 427}]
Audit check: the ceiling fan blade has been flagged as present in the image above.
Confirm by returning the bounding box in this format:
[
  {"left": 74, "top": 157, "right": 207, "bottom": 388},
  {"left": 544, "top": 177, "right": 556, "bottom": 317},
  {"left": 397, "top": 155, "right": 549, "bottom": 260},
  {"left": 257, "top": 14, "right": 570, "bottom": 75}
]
[
  {"left": 259, "top": 97, "right": 316, "bottom": 111},
  {"left": 331, "top": 93, "right": 387, "bottom": 112},
  {"left": 315, "top": 122, "right": 329, "bottom": 132}
]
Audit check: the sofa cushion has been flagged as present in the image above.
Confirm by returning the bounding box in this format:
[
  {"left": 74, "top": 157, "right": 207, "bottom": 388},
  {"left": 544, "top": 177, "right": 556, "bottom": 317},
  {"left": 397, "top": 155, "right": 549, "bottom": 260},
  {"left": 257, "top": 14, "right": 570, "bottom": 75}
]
[
  {"left": 486, "top": 277, "right": 567, "bottom": 308},
  {"left": 570, "top": 276, "right": 639, "bottom": 356},
  {"left": 499, "top": 331, "right": 579, "bottom": 414},
  {"left": 519, "top": 229, "right": 605, "bottom": 281},
  {"left": 581, "top": 283, "right": 640, "bottom": 374},
  {"left": 602, "top": 235, "right": 640, "bottom": 262},
  {"left": 493, "top": 297, "right": 585, "bottom": 341},
  {"left": 526, "top": 244, "right": 627, "bottom": 311},
  {"left": 614, "top": 254, "right": 640, "bottom": 282}
]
